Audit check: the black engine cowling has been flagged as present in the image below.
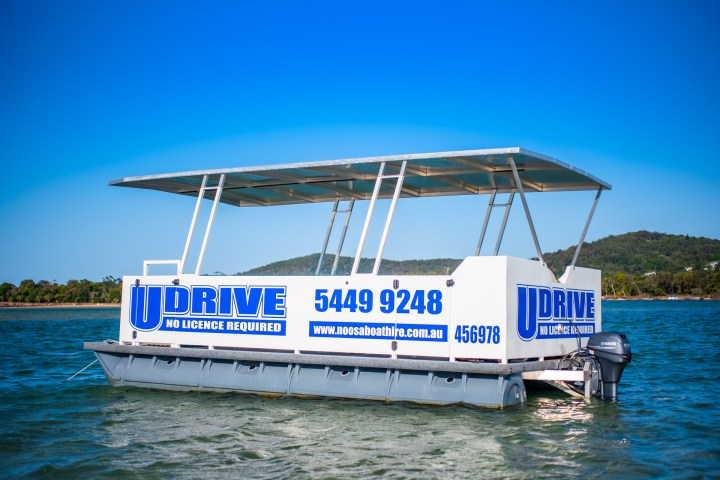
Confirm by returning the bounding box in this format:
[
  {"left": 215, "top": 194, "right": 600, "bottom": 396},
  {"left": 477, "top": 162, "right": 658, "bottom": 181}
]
[{"left": 587, "top": 332, "right": 632, "bottom": 400}]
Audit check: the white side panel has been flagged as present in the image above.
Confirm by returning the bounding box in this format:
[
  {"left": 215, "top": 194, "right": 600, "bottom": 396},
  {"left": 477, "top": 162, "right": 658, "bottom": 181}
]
[
  {"left": 119, "top": 257, "right": 601, "bottom": 362},
  {"left": 506, "top": 259, "right": 601, "bottom": 359},
  {"left": 448, "top": 257, "right": 508, "bottom": 361},
  {"left": 120, "top": 274, "right": 451, "bottom": 358}
]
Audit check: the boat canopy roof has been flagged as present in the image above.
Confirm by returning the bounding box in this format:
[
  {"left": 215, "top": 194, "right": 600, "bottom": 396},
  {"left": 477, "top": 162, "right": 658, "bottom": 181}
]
[{"left": 110, "top": 147, "right": 611, "bottom": 207}]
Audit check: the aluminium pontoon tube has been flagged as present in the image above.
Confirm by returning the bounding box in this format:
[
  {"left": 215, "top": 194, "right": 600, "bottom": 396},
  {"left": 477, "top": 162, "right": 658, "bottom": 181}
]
[
  {"left": 195, "top": 174, "right": 225, "bottom": 275},
  {"left": 509, "top": 157, "right": 544, "bottom": 264},
  {"left": 570, "top": 187, "right": 602, "bottom": 269}
]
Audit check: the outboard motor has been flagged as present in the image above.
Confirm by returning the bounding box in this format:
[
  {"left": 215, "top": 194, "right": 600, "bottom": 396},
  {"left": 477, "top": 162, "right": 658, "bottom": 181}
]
[{"left": 587, "top": 332, "right": 632, "bottom": 400}]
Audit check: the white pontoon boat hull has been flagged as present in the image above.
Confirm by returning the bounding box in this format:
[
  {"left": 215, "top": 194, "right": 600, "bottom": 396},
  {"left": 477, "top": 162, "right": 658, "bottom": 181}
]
[{"left": 86, "top": 148, "right": 630, "bottom": 408}]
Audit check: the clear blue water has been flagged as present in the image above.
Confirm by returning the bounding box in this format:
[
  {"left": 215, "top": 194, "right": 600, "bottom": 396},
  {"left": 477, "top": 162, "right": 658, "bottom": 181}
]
[{"left": 1, "top": 302, "right": 718, "bottom": 479}]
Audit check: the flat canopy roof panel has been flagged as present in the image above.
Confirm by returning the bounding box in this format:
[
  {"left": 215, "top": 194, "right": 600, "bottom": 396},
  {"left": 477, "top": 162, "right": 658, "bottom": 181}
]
[{"left": 110, "top": 147, "right": 611, "bottom": 207}]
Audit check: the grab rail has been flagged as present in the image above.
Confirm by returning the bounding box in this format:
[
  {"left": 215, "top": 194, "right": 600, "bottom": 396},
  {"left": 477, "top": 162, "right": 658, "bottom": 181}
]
[{"left": 143, "top": 260, "right": 181, "bottom": 276}]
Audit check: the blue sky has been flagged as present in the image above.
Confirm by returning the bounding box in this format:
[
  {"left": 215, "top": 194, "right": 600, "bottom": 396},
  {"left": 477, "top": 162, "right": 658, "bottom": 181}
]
[{"left": 1, "top": 1, "right": 718, "bottom": 284}]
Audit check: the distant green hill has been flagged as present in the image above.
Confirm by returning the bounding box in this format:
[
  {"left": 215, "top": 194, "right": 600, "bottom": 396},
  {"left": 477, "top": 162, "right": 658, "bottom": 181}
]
[
  {"left": 238, "top": 231, "right": 720, "bottom": 297},
  {"left": 241, "top": 231, "right": 720, "bottom": 278},
  {"left": 1, "top": 232, "right": 717, "bottom": 303},
  {"left": 543, "top": 231, "right": 720, "bottom": 276},
  {"left": 239, "top": 254, "right": 462, "bottom": 276}
]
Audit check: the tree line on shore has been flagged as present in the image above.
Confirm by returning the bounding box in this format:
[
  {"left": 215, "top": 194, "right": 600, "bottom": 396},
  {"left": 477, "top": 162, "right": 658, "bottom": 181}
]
[
  {"left": 0, "top": 277, "right": 122, "bottom": 304},
  {"left": 2, "top": 268, "right": 718, "bottom": 304},
  {"left": 601, "top": 270, "right": 720, "bottom": 298},
  {"left": 1, "top": 268, "right": 719, "bottom": 304},
  {"left": 544, "top": 231, "right": 720, "bottom": 298},
  {"left": 2, "top": 232, "right": 719, "bottom": 303},
  {"left": 544, "top": 231, "right": 720, "bottom": 276}
]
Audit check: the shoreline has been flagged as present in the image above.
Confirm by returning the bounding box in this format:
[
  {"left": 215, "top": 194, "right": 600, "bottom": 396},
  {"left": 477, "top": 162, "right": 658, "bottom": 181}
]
[
  {"left": 602, "top": 295, "right": 719, "bottom": 301},
  {"left": 0, "top": 302, "right": 121, "bottom": 309},
  {"left": 2, "top": 295, "right": 718, "bottom": 309}
]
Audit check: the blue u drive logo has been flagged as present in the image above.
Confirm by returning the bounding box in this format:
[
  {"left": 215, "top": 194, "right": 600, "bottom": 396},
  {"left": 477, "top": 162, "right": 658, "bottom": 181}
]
[
  {"left": 517, "top": 285, "right": 595, "bottom": 341},
  {"left": 130, "top": 285, "right": 163, "bottom": 331},
  {"left": 129, "top": 284, "right": 288, "bottom": 332}
]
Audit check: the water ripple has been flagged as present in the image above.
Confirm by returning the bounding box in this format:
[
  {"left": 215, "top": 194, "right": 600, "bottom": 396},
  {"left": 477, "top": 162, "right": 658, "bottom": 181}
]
[{"left": 1, "top": 303, "right": 719, "bottom": 479}]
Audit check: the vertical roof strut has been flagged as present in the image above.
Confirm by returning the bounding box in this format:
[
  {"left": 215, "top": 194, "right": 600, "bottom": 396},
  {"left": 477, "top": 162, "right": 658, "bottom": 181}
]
[
  {"left": 195, "top": 174, "right": 225, "bottom": 275},
  {"left": 474, "top": 189, "right": 516, "bottom": 256},
  {"left": 510, "top": 157, "right": 544, "bottom": 265},
  {"left": 373, "top": 161, "right": 407, "bottom": 275},
  {"left": 180, "top": 175, "right": 208, "bottom": 274},
  {"left": 351, "top": 161, "right": 408, "bottom": 275},
  {"left": 571, "top": 187, "right": 602, "bottom": 269},
  {"left": 494, "top": 190, "right": 515, "bottom": 256},
  {"left": 316, "top": 198, "right": 355, "bottom": 275},
  {"left": 332, "top": 198, "right": 355, "bottom": 275}
]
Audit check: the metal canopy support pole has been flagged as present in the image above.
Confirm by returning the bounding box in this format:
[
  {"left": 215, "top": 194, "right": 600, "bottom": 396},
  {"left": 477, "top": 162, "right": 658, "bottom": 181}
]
[
  {"left": 373, "top": 161, "right": 407, "bottom": 275},
  {"left": 195, "top": 174, "right": 225, "bottom": 275},
  {"left": 571, "top": 187, "right": 602, "bottom": 269},
  {"left": 352, "top": 163, "right": 386, "bottom": 274},
  {"left": 331, "top": 198, "right": 355, "bottom": 275},
  {"left": 180, "top": 175, "right": 208, "bottom": 274},
  {"left": 474, "top": 189, "right": 515, "bottom": 257},
  {"left": 510, "top": 157, "right": 544, "bottom": 264},
  {"left": 475, "top": 190, "right": 497, "bottom": 256},
  {"left": 493, "top": 190, "right": 515, "bottom": 256},
  {"left": 316, "top": 199, "right": 340, "bottom": 275}
]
